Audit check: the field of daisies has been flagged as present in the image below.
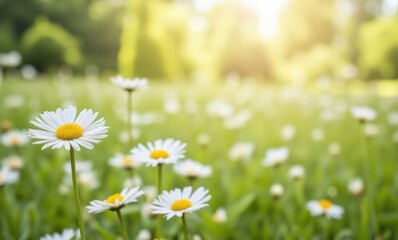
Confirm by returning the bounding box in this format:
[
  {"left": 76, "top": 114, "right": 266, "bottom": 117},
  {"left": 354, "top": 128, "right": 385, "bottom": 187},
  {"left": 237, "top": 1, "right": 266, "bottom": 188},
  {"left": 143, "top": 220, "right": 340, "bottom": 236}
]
[{"left": 0, "top": 77, "right": 398, "bottom": 240}]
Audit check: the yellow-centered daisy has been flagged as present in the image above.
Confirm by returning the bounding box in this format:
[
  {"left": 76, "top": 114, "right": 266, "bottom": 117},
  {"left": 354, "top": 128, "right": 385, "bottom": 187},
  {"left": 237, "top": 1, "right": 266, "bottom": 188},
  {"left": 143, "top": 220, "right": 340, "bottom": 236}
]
[
  {"left": 306, "top": 199, "right": 344, "bottom": 219},
  {"left": 131, "top": 139, "right": 187, "bottom": 167},
  {"left": 111, "top": 76, "right": 148, "bottom": 91},
  {"left": 86, "top": 187, "right": 145, "bottom": 214},
  {"left": 151, "top": 186, "right": 211, "bottom": 220},
  {"left": 28, "top": 106, "right": 109, "bottom": 151}
]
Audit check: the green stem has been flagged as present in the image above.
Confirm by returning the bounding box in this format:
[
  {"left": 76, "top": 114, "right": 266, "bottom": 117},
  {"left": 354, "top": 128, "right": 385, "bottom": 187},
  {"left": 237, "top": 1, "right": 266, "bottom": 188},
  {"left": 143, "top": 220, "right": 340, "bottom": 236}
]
[
  {"left": 322, "top": 218, "right": 329, "bottom": 240},
  {"left": 127, "top": 90, "right": 133, "bottom": 148},
  {"left": 70, "top": 148, "right": 86, "bottom": 240},
  {"left": 156, "top": 164, "right": 163, "bottom": 238},
  {"left": 1, "top": 187, "right": 15, "bottom": 237},
  {"left": 116, "top": 209, "right": 129, "bottom": 240},
  {"left": 182, "top": 213, "right": 189, "bottom": 240}
]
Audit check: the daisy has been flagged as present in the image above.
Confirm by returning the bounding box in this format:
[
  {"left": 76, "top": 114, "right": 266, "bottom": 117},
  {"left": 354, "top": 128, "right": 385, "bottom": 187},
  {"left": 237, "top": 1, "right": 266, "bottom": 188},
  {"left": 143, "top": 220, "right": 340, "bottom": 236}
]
[
  {"left": 131, "top": 139, "right": 187, "bottom": 167},
  {"left": 0, "top": 166, "right": 19, "bottom": 186},
  {"left": 306, "top": 199, "right": 344, "bottom": 219},
  {"left": 87, "top": 187, "right": 145, "bottom": 214},
  {"left": 1, "top": 130, "right": 29, "bottom": 148},
  {"left": 212, "top": 207, "right": 227, "bottom": 223},
  {"left": 109, "top": 153, "right": 141, "bottom": 170},
  {"left": 111, "top": 75, "right": 148, "bottom": 92},
  {"left": 351, "top": 106, "right": 377, "bottom": 122},
  {"left": 280, "top": 124, "right": 296, "bottom": 141},
  {"left": 87, "top": 187, "right": 144, "bottom": 240},
  {"left": 262, "top": 147, "right": 289, "bottom": 167},
  {"left": 151, "top": 186, "right": 211, "bottom": 220},
  {"left": 28, "top": 105, "right": 109, "bottom": 151},
  {"left": 348, "top": 178, "right": 364, "bottom": 196},
  {"left": 2, "top": 155, "right": 24, "bottom": 171},
  {"left": 228, "top": 142, "right": 255, "bottom": 163},
  {"left": 174, "top": 159, "right": 212, "bottom": 181},
  {"left": 39, "top": 228, "right": 79, "bottom": 240},
  {"left": 270, "top": 184, "right": 284, "bottom": 199},
  {"left": 136, "top": 229, "right": 151, "bottom": 240},
  {"left": 288, "top": 165, "right": 305, "bottom": 180}
]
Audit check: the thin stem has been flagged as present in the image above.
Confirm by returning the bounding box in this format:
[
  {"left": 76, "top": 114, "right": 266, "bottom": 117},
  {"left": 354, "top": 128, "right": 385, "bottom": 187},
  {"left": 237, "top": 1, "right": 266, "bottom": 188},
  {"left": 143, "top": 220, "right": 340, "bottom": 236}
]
[
  {"left": 1, "top": 187, "right": 15, "bottom": 237},
  {"left": 156, "top": 164, "right": 163, "bottom": 238},
  {"left": 127, "top": 90, "right": 133, "bottom": 148},
  {"left": 182, "top": 213, "right": 189, "bottom": 240},
  {"left": 322, "top": 218, "right": 329, "bottom": 240},
  {"left": 116, "top": 209, "right": 129, "bottom": 240},
  {"left": 70, "top": 148, "right": 86, "bottom": 240}
]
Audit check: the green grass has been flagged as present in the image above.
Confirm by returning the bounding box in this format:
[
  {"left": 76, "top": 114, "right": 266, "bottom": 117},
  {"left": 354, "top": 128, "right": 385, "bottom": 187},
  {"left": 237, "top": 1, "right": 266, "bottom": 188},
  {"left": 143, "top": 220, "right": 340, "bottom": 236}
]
[{"left": 0, "top": 78, "right": 398, "bottom": 239}]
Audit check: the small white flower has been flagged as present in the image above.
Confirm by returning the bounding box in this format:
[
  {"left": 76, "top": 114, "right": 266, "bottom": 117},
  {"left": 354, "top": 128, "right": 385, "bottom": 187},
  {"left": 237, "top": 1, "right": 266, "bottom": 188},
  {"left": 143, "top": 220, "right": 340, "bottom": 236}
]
[
  {"left": 28, "top": 106, "right": 109, "bottom": 151},
  {"left": 164, "top": 98, "right": 181, "bottom": 114},
  {"left": 136, "top": 229, "right": 151, "bottom": 240},
  {"left": 197, "top": 133, "right": 210, "bottom": 148},
  {"left": 270, "top": 184, "right": 284, "bottom": 198},
  {"left": 0, "top": 166, "right": 19, "bottom": 186},
  {"left": 151, "top": 186, "right": 211, "bottom": 220},
  {"left": 143, "top": 185, "right": 157, "bottom": 202},
  {"left": 288, "top": 165, "right": 305, "bottom": 180},
  {"left": 39, "top": 228, "right": 79, "bottom": 240},
  {"left": 109, "top": 153, "right": 142, "bottom": 170},
  {"left": 0, "top": 51, "right": 21, "bottom": 68},
  {"left": 86, "top": 187, "right": 145, "bottom": 214},
  {"left": 351, "top": 106, "right": 377, "bottom": 122},
  {"left": 306, "top": 199, "right": 344, "bottom": 219},
  {"left": 4, "top": 95, "right": 25, "bottom": 109},
  {"left": 281, "top": 124, "right": 296, "bottom": 141},
  {"left": 262, "top": 147, "right": 289, "bottom": 167},
  {"left": 192, "top": 235, "right": 202, "bottom": 240},
  {"left": 328, "top": 142, "right": 341, "bottom": 156},
  {"left": 111, "top": 75, "right": 148, "bottom": 91},
  {"left": 311, "top": 128, "right": 324, "bottom": 142},
  {"left": 206, "top": 99, "right": 234, "bottom": 118},
  {"left": 2, "top": 155, "right": 24, "bottom": 171},
  {"left": 63, "top": 160, "right": 93, "bottom": 174},
  {"left": 229, "top": 142, "right": 254, "bottom": 162},
  {"left": 131, "top": 139, "right": 187, "bottom": 167},
  {"left": 348, "top": 178, "right": 364, "bottom": 196},
  {"left": 62, "top": 161, "right": 98, "bottom": 190},
  {"left": 212, "top": 207, "right": 227, "bottom": 223},
  {"left": 174, "top": 159, "right": 212, "bottom": 180},
  {"left": 223, "top": 109, "right": 252, "bottom": 129},
  {"left": 1, "top": 130, "right": 29, "bottom": 147}
]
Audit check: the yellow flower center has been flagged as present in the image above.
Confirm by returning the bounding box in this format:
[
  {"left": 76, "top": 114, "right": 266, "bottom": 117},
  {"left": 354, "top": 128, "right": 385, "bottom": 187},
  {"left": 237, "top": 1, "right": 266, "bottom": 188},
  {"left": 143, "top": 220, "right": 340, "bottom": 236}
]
[
  {"left": 150, "top": 150, "right": 169, "bottom": 160},
  {"left": 55, "top": 123, "right": 84, "bottom": 140},
  {"left": 319, "top": 199, "right": 332, "bottom": 210},
  {"left": 10, "top": 136, "right": 21, "bottom": 145},
  {"left": 106, "top": 193, "right": 124, "bottom": 204},
  {"left": 122, "top": 156, "right": 134, "bottom": 166},
  {"left": 171, "top": 199, "right": 192, "bottom": 211}
]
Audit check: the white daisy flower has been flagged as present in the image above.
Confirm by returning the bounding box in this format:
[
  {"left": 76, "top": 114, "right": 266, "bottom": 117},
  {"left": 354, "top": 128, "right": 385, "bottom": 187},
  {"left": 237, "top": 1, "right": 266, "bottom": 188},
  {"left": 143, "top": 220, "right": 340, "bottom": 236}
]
[
  {"left": 109, "top": 153, "right": 141, "bottom": 170},
  {"left": 306, "top": 199, "right": 344, "bottom": 219},
  {"left": 123, "top": 176, "right": 143, "bottom": 188},
  {"left": 28, "top": 106, "right": 109, "bottom": 151},
  {"left": 0, "top": 166, "right": 19, "bottom": 186},
  {"left": 348, "top": 178, "right": 364, "bottom": 196},
  {"left": 228, "top": 142, "right": 255, "bottom": 163},
  {"left": 86, "top": 187, "right": 145, "bottom": 214},
  {"left": 39, "top": 228, "right": 79, "bottom": 240},
  {"left": 270, "top": 184, "right": 284, "bottom": 198},
  {"left": 151, "top": 186, "right": 211, "bottom": 220},
  {"left": 1, "top": 130, "right": 29, "bottom": 147},
  {"left": 63, "top": 160, "right": 93, "bottom": 174},
  {"left": 111, "top": 75, "right": 148, "bottom": 91},
  {"left": 281, "top": 124, "right": 296, "bottom": 141},
  {"left": 212, "top": 207, "right": 227, "bottom": 223},
  {"left": 262, "top": 147, "right": 289, "bottom": 167},
  {"left": 328, "top": 142, "right": 341, "bottom": 156},
  {"left": 174, "top": 159, "right": 212, "bottom": 180},
  {"left": 136, "top": 229, "right": 151, "bottom": 240},
  {"left": 2, "top": 155, "right": 24, "bottom": 171},
  {"left": 131, "top": 139, "right": 187, "bottom": 167},
  {"left": 288, "top": 165, "right": 305, "bottom": 180},
  {"left": 351, "top": 106, "right": 377, "bottom": 122}
]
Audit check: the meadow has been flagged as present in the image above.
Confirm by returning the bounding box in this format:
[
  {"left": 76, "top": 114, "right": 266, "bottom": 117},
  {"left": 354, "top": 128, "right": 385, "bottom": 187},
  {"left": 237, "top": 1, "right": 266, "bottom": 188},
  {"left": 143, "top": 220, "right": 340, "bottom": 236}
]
[{"left": 0, "top": 78, "right": 398, "bottom": 240}]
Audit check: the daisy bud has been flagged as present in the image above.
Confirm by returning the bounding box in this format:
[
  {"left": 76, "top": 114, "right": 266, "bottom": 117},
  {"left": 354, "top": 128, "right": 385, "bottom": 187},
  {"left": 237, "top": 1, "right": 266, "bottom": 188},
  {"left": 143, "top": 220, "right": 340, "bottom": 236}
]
[
  {"left": 288, "top": 165, "right": 305, "bottom": 181},
  {"left": 348, "top": 178, "right": 364, "bottom": 196},
  {"left": 212, "top": 207, "right": 227, "bottom": 223},
  {"left": 270, "top": 184, "right": 284, "bottom": 199}
]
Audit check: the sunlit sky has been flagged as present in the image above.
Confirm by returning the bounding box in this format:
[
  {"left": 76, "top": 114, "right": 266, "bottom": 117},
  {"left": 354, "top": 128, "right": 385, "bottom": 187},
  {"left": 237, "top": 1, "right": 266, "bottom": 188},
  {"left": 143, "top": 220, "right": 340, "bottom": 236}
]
[{"left": 192, "top": 0, "right": 289, "bottom": 38}]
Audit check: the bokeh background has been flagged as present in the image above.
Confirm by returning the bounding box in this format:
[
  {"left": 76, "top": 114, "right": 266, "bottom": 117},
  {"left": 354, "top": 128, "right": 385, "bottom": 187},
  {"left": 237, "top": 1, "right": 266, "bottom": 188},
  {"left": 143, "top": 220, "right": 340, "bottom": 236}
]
[{"left": 0, "top": 0, "right": 398, "bottom": 82}]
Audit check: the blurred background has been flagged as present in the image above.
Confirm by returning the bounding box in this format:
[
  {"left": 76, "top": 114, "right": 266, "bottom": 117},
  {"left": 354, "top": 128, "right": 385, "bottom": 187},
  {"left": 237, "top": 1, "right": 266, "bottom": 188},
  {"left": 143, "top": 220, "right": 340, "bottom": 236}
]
[{"left": 0, "top": 0, "right": 398, "bottom": 83}]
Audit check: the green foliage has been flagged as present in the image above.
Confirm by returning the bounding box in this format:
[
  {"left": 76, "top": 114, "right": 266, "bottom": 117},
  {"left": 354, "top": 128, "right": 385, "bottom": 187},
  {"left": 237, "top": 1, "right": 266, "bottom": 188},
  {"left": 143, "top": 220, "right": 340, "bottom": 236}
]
[
  {"left": 0, "top": 22, "right": 17, "bottom": 52},
  {"left": 20, "top": 17, "right": 81, "bottom": 71},
  {"left": 359, "top": 16, "right": 398, "bottom": 80}
]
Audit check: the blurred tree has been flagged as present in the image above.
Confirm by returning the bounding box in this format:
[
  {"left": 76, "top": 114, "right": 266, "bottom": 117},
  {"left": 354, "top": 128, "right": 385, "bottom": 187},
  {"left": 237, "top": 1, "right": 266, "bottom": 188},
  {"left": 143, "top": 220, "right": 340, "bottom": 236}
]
[
  {"left": 20, "top": 17, "right": 81, "bottom": 72},
  {"left": 205, "top": 2, "right": 274, "bottom": 80},
  {"left": 359, "top": 16, "right": 398, "bottom": 79},
  {"left": 278, "top": 0, "right": 335, "bottom": 59}
]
